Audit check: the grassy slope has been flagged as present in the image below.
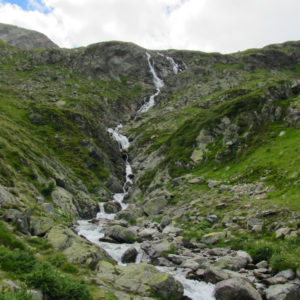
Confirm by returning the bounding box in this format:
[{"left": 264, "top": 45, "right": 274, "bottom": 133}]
[{"left": 128, "top": 42, "right": 300, "bottom": 272}]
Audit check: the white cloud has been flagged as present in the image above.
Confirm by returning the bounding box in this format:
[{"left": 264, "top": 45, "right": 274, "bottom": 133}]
[{"left": 0, "top": 0, "right": 299, "bottom": 53}]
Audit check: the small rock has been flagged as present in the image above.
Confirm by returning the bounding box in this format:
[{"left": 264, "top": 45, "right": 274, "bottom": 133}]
[
  {"left": 256, "top": 260, "right": 269, "bottom": 269},
  {"left": 201, "top": 232, "right": 226, "bottom": 245},
  {"left": 121, "top": 247, "right": 138, "bottom": 263},
  {"left": 216, "top": 203, "right": 227, "bottom": 209},
  {"left": 247, "top": 218, "right": 264, "bottom": 231},
  {"left": 275, "top": 227, "right": 292, "bottom": 239},
  {"left": 162, "top": 225, "right": 183, "bottom": 236},
  {"left": 160, "top": 215, "right": 172, "bottom": 229}
]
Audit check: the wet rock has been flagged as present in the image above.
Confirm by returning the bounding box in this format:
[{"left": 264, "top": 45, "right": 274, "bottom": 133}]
[
  {"left": 214, "top": 278, "right": 262, "bottom": 300},
  {"left": 30, "top": 216, "right": 54, "bottom": 236},
  {"left": 265, "top": 282, "right": 300, "bottom": 300},
  {"left": 201, "top": 232, "right": 226, "bottom": 245},
  {"left": 121, "top": 247, "right": 138, "bottom": 263},
  {"left": 167, "top": 254, "right": 184, "bottom": 265},
  {"left": 106, "top": 176, "right": 123, "bottom": 193},
  {"left": 104, "top": 201, "right": 122, "bottom": 213},
  {"left": 198, "top": 268, "right": 232, "bottom": 284},
  {"left": 107, "top": 225, "right": 137, "bottom": 243}
]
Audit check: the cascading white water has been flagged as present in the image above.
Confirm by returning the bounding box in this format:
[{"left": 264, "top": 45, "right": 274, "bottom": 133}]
[
  {"left": 76, "top": 53, "right": 215, "bottom": 299},
  {"left": 158, "top": 52, "right": 179, "bottom": 74},
  {"left": 137, "top": 52, "right": 164, "bottom": 113}
]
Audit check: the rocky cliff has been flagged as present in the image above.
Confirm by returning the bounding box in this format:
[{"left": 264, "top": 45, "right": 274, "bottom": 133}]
[{"left": 0, "top": 25, "right": 300, "bottom": 300}]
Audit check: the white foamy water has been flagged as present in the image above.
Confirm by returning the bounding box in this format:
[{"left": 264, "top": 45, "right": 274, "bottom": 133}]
[
  {"left": 157, "top": 267, "right": 215, "bottom": 300},
  {"left": 107, "top": 124, "right": 130, "bottom": 150},
  {"left": 138, "top": 52, "right": 164, "bottom": 113}
]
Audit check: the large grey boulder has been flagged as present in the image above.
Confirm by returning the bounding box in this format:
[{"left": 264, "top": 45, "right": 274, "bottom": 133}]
[
  {"left": 214, "top": 278, "right": 262, "bottom": 300},
  {"left": 106, "top": 225, "right": 137, "bottom": 243},
  {"left": 265, "top": 282, "right": 300, "bottom": 300},
  {"left": 47, "top": 225, "right": 114, "bottom": 267},
  {"left": 115, "top": 263, "right": 183, "bottom": 299},
  {"left": 214, "top": 255, "right": 248, "bottom": 271},
  {"left": 30, "top": 217, "right": 54, "bottom": 236},
  {"left": 51, "top": 187, "right": 78, "bottom": 217},
  {"left": 0, "top": 23, "right": 58, "bottom": 50}
]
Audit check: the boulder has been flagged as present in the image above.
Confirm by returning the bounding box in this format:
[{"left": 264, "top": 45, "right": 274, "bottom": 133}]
[
  {"left": 201, "top": 232, "right": 226, "bottom": 245},
  {"left": 214, "top": 255, "right": 248, "bottom": 271},
  {"left": 107, "top": 225, "right": 137, "bottom": 243},
  {"left": 104, "top": 201, "right": 122, "bottom": 213},
  {"left": 15, "top": 209, "right": 31, "bottom": 235},
  {"left": 162, "top": 225, "right": 183, "bottom": 236},
  {"left": 143, "top": 197, "right": 168, "bottom": 216},
  {"left": 116, "top": 205, "right": 144, "bottom": 220},
  {"left": 121, "top": 247, "right": 138, "bottom": 263},
  {"left": 4, "top": 209, "right": 22, "bottom": 222},
  {"left": 139, "top": 228, "right": 158, "bottom": 240},
  {"left": 41, "top": 203, "right": 56, "bottom": 215},
  {"left": 47, "top": 225, "right": 114, "bottom": 267},
  {"left": 265, "top": 282, "right": 300, "bottom": 300},
  {"left": 214, "top": 278, "right": 262, "bottom": 300},
  {"left": 73, "top": 191, "right": 99, "bottom": 218},
  {"left": 30, "top": 217, "right": 54, "bottom": 236},
  {"left": 247, "top": 218, "right": 264, "bottom": 231},
  {"left": 51, "top": 187, "right": 78, "bottom": 217},
  {"left": 114, "top": 263, "right": 183, "bottom": 299},
  {"left": 0, "top": 185, "right": 18, "bottom": 208}
]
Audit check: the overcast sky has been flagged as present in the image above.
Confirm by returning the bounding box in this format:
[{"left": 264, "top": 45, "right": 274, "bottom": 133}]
[{"left": 0, "top": 0, "right": 299, "bottom": 53}]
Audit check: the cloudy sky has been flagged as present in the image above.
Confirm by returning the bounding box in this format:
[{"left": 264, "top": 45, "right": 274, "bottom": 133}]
[{"left": 0, "top": 0, "right": 299, "bottom": 53}]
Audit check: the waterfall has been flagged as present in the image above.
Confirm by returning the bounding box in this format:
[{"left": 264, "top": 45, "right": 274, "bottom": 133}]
[
  {"left": 137, "top": 52, "right": 164, "bottom": 113},
  {"left": 76, "top": 52, "right": 215, "bottom": 300}
]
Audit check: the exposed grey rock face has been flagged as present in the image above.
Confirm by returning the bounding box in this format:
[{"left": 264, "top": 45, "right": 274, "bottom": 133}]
[{"left": 0, "top": 23, "right": 59, "bottom": 50}]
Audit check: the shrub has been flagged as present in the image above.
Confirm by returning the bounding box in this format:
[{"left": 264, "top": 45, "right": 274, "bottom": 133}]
[
  {"left": 41, "top": 181, "right": 56, "bottom": 197},
  {"left": 0, "top": 289, "right": 34, "bottom": 300},
  {"left": 25, "top": 263, "right": 91, "bottom": 300},
  {"left": 0, "top": 248, "right": 36, "bottom": 274},
  {"left": 0, "top": 222, "right": 26, "bottom": 250}
]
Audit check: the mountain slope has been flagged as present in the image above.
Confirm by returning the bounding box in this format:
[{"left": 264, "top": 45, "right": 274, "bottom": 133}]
[{"left": 0, "top": 28, "right": 300, "bottom": 299}]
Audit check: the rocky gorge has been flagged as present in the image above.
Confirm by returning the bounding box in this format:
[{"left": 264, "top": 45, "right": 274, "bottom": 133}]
[{"left": 0, "top": 23, "right": 300, "bottom": 299}]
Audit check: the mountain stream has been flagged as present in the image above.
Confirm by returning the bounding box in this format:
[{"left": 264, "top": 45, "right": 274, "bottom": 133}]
[{"left": 76, "top": 53, "right": 215, "bottom": 299}]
